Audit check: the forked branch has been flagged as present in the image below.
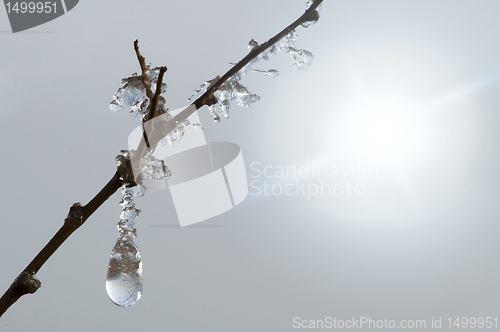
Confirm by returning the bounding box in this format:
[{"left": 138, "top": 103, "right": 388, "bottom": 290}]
[{"left": 0, "top": 0, "right": 323, "bottom": 318}]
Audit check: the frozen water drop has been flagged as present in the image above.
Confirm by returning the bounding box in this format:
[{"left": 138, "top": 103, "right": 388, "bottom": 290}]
[
  {"left": 250, "top": 68, "right": 279, "bottom": 77},
  {"left": 290, "top": 49, "right": 314, "bottom": 69},
  {"left": 110, "top": 100, "right": 122, "bottom": 112},
  {"left": 248, "top": 39, "right": 259, "bottom": 51},
  {"left": 128, "top": 184, "right": 146, "bottom": 198},
  {"left": 266, "top": 70, "right": 279, "bottom": 77},
  {"left": 106, "top": 233, "right": 143, "bottom": 307},
  {"left": 209, "top": 105, "right": 220, "bottom": 122}
]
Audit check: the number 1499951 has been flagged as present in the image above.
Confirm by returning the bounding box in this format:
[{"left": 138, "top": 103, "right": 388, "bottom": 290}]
[
  {"left": 5, "top": 2, "right": 57, "bottom": 14},
  {"left": 447, "top": 317, "right": 497, "bottom": 329}
]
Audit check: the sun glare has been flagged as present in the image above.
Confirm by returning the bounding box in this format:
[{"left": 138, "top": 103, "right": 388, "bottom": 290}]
[
  {"left": 333, "top": 96, "right": 431, "bottom": 168},
  {"left": 362, "top": 112, "right": 404, "bottom": 154}
]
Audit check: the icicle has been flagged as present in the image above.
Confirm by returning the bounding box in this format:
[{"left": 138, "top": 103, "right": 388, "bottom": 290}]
[{"left": 106, "top": 184, "right": 144, "bottom": 307}]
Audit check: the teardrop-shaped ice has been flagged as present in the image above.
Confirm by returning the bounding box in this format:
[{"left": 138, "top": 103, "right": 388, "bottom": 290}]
[
  {"left": 290, "top": 49, "right": 314, "bottom": 70},
  {"left": 266, "top": 69, "right": 279, "bottom": 77},
  {"left": 106, "top": 232, "right": 143, "bottom": 307}
]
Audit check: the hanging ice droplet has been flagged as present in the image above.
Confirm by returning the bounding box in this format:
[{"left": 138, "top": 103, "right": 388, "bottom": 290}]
[
  {"left": 106, "top": 231, "right": 143, "bottom": 307},
  {"left": 209, "top": 105, "right": 220, "bottom": 123},
  {"left": 106, "top": 185, "right": 143, "bottom": 307},
  {"left": 290, "top": 48, "right": 314, "bottom": 70},
  {"left": 248, "top": 39, "right": 259, "bottom": 51},
  {"left": 265, "top": 69, "right": 279, "bottom": 77},
  {"left": 250, "top": 68, "right": 279, "bottom": 77},
  {"left": 192, "top": 123, "right": 203, "bottom": 130}
]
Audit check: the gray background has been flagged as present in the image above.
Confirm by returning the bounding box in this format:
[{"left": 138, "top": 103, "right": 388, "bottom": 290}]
[{"left": 1, "top": 0, "right": 500, "bottom": 331}]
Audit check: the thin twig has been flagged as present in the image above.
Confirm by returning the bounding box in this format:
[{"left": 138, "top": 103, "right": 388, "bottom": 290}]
[
  {"left": 0, "top": 158, "right": 135, "bottom": 317},
  {"left": 134, "top": 40, "right": 153, "bottom": 99},
  {"left": 145, "top": 66, "right": 167, "bottom": 123}
]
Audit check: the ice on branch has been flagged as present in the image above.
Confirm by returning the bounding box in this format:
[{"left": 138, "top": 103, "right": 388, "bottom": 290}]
[
  {"left": 115, "top": 150, "right": 147, "bottom": 196},
  {"left": 274, "top": 32, "right": 314, "bottom": 70},
  {"left": 106, "top": 174, "right": 144, "bottom": 307},
  {"left": 306, "top": 0, "right": 323, "bottom": 11},
  {"left": 304, "top": 0, "right": 322, "bottom": 27},
  {"left": 210, "top": 74, "right": 261, "bottom": 122},
  {"left": 158, "top": 119, "right": 198, "bottom": 146},
  {"left": 141, "top": 152, "right": 172, "bottom": 180},
  {"left": 187, "top": 77, "right": 219, "bottom": 103},
  {"left": 110, "top": 66, "right": 168, "bottom": 118},
  {"left": 186, "top": 0, "right": 320, "bottom": 124}
]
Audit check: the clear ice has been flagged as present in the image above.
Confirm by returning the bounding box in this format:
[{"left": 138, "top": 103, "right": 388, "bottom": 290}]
[
  {"left": 141, "top": 151, "right": 172, "bottom": 180},
  {"left": 106, "top": 168, "right": 144, "bottom": 307},
  {"left": 106, "top": 230, "right": 143, "bottom": 307},
  {"left": 110, "top": 67, "right": 167, "bottom": 118},
  {"left": 289, "top": 48, "right": 314, "bottom": 69},
  {"left": 186, "top": 0, "right": 319, "bottom": 123}
]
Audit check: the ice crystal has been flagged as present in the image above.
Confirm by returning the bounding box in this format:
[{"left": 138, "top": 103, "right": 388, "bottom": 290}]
[
  {"left": 141, "top": 152, "right": 172, "bottom": 180},
  {"left": 209, "top": 105, "right": 221, "bottom": 123},
  {"left": 289, "top": 48, "right": 314, "bottom": 69},
  {"left": 118, "top": 185, "right": 142, "bottom": 229},
  {"left": 110, "top": 66, "right": 167, "bottom": 118},
  {"left": 187, "top": 77, "right": 219, "bottom": 103},
  {"left": 164, "top": 119, "right": 192, "bottom": 146},
  {"left": 190, "top": 23, "right": 319, "bottom": 123},
  {"left": 273, "top": 31, "right": 315, "bottom": 70}
]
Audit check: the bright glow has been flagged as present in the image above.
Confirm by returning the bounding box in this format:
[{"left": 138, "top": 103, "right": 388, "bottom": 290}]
[
  {"left": 333, "top": 95, "right": 432, "bottom": 168},
  {"left": 271, "top": 41, "right": 486, "bottom": 227},
  {"left": 362, "top": 111, "right": 404, "bottom": 153}
]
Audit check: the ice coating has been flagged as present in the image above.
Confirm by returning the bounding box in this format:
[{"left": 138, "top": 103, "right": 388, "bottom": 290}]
[
  {"left": 306, "top": 0, "right": 322, "bottom": 12},
  {"left": 109, "top": 67, "right": 167, "bottom": 118},
  {"left": 141, "top": 152, "right": 172, "bottom": 180},
  {"left": 190, "top": 22, "right": 317, "bottom": 122},
  {"left": 275, "top": 32, "right": 315, "bottom": 70},
  {"left": 187, "top": 77, "right": 219, "bottom": 103},
  {"left": 304, "top": 0, "right": 322, "bottom": 27},
  {"left": 109, "top": 75, "right": 148, "bottom": 117},
  {"left": 164, "top": 119, "right": 192, "bottom": 146}
]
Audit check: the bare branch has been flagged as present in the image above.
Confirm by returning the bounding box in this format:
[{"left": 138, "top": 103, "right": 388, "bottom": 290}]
[
  {"left": 134, "top": 0, "right": 324, "bottom": 163},
  {"left": 145, "top": 66, "right": 167, "bottom": 122},
  {"left": 0, "top": 155, "right": 135, "bottom": 317},
  {"left": 0, "top": 0, "right": 324, "bottom": 317},
  {"left": 134, "top": 40, "right": 153, "bottom": 99},
  {"left": 187, "top": 0, "right": 323, "bottom": 114}
]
